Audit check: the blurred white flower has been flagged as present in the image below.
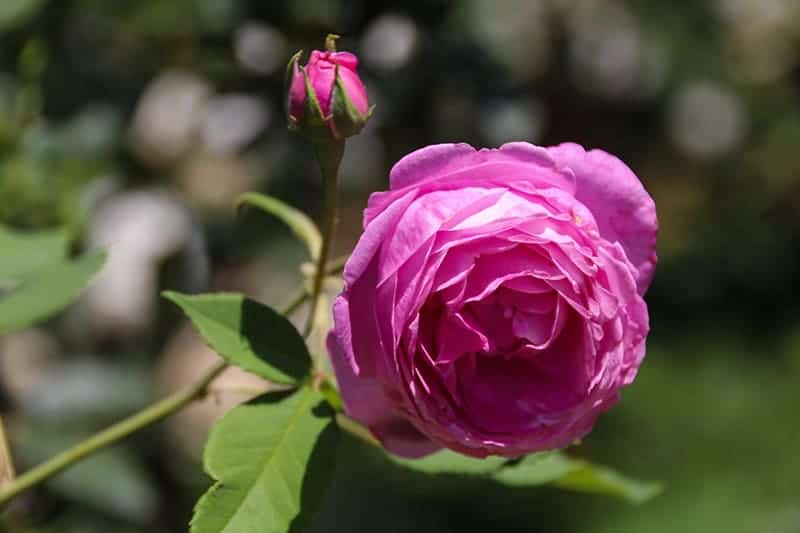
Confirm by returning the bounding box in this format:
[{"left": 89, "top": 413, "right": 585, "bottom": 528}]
[
  {"left": 129, "top": 72, "right": 210, "bottom": 168},
  {"left": 86, "top": 190, "right": 203, "bottom": 336}
]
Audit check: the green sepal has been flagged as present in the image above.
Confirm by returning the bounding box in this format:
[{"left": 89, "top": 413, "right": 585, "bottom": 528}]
[
  {"left": 299, "top": 65, "right": 332, "bottom": 140},
  {"left": 285, "top": 49, "right": 304, "bottom": 128},
  {"left": 330, "top": 64, "right": 368, "bottom": 139}
]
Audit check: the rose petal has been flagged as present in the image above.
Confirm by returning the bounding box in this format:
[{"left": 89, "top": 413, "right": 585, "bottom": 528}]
[
  {"left": 546, "top": 142, "right": 658, "bottom": 293},
  {"left": 327, "top": 333, "right": 440, "bottom": 458},
  {"left": 390, "top": 142, "right": 575, "bottom": 193},
  {"left": 344, "top": 189, "right": 417, "bottom": 286}
]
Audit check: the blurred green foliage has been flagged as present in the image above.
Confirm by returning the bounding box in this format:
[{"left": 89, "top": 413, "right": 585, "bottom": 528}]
[{"left": 0, "top": 1, "right": 798, "bottom": 532}]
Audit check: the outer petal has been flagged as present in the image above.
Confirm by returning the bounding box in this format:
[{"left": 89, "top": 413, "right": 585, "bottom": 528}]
[
  {"left": 389, "top": 142, "right": 575, "bottom": 193},
  {"left": 390, "top": 143, "right": 478, "bottom": 190},
  {"left": 307, "top": 50, "right": 337, "bottom": 116},
  {"left": 336, "top": 64, "right": 369, "bottom": 115},
  {"left": 287, "top": 60, "right": 306, "bottom": 121},
  {"left": 546, "top": 143, "right": 658, "bottom": 293},
  {"left": 344, "top": 189, "right": 417, "bottom": 286},
  {"left": 327, "top": 333, "right": 440, "bottom": 458}
]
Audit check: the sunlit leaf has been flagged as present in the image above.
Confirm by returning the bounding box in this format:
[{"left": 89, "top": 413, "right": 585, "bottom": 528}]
[
  {"left": 388, "top": 434, "right": 660, "bottom": 504},
  {"left": 163, "top": 291, "right": 311, "bottom": 385},
  {"left": 495, "top": 452, "right": 661, "bottom": 504},
  {"left": 191, "top": 388, "right": 339, "bottom": 533},
  {"left": 237, "top": 193, "right": 322, "bottom": 260},
  {"left": 0, "top": 251, "right": 106, "bottom": 334},
  {"left": 392, "top": 449, "right": 507, "bottom": 476},
  {"left": 552, "top": 460, "right": 662, "bottom": 504}
]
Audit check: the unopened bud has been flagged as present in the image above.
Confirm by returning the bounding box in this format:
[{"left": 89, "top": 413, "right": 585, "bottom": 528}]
[{"left": 287, "top": 35, "right": 372, "bottom": 141}]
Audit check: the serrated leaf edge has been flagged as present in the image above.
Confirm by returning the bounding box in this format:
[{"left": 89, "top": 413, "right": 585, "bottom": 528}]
[{"left": 189, "top": 388, "right": 321, "bottom": 533}]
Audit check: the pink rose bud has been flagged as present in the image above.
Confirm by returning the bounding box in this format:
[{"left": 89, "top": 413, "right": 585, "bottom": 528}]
[
  {"left": 328, "top": 142, "right": 658, "bottom": 458},
  {"left": 287, "top": 34, "right": 371, "bottom": 141}
]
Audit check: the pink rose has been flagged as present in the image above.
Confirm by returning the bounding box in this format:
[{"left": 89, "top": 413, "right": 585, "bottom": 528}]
[
  {"left": 329, "top": 142, "right": 658, "bottom": 458},
  {"left": 288, "top": 48, "right": 370, "bottom": 139}
]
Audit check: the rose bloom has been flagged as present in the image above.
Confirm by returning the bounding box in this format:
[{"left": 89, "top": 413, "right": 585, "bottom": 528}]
[{"left": 328, "top": 142, "right": 658, "bottom": 458}]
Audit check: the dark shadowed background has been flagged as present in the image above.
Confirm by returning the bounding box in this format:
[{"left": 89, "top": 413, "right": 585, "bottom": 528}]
[{"left": 1, "top": 0, "right": 799, "bottom": 531}]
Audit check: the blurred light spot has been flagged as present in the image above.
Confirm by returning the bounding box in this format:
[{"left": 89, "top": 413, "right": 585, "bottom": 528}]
[
  {"left": 481, "top": 98, "right": 547, "bottom": 145},
  {"left": 716, "top": 0, "right": 794, "bottom": 30},
  {"left": 567, "top": 1, "right": 651, "bottom": 99},
  {"left": 453, "top": 0, "right": 551, "bottom": 82},
  {"left": 361, "top": 14, "right": 419, "bottom": 72},
  {"left": 203, "top": 94, "right": 270, "bottom": 154},
  {"left": 716, "top": 0, "right": 799, "bottom": 84},
  {"left": 668, "top": 81, "right": 748, "bottom": 160},
  {"left": 0, "top": 329, "right": 57, "bottom": 401},
  {"left": 234, "top": 22, "right": 288, "bottom": 75},
  {"left": 87, "top": 190, "right": 199, "bottom": 336},
  {"left": 178, "top": 150, "right": 257, "bottom": 212},
  {"left": 130, "top": 72, "right": 210, "bottom": 168}
]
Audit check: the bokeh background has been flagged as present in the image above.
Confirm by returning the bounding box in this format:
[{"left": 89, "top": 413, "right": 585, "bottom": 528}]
[{"left": 1, "top": 0, "right": 799, "bottom": 531}]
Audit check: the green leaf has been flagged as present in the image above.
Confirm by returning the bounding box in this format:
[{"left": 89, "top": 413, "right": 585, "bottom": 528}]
[
  {"left": 0, "top": 225, "right": 69, "bottom": 285},
  {"left": 0, "top": 251, "right": 106, "bottom": 335},
  {"left": 392, "top": 449, "right": 507, "bottom": 476},
  {"left": 494, "top": 452, "right": 662, "bottom": 504},
  {"left": 237, "top": 192, "right": 322, "bottom": 261},
  {"left": 552, "top": 460, "right": 662, "bottom": 504},
  {"left": 492, "top": 452, "right": 579, "bottom": 486},
  {"left": 393, "top": 441, "right": 660, "bottom": 504},
  {"left": 163, "top": 291, "right": 311, "bottom": 385},
  {"left": 191, "top": 388, "right": 339, "bottom": 533}
]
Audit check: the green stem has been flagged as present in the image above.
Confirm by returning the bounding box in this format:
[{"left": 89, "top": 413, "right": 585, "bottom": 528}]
[
  {"left": 303, "top": 140, "right": 344, "bottom": 339},
  {"left": 0, "top": 415, "right": 15, "bottom": 488},
  {"left": 335, "top": 413, "right": 381, "bottom": 448},
  {"left": 0, "top": 360, "right": 228, "bottom": 506},
  {"left": 0, "top": 286, "right": 318, "bottom": 506}
]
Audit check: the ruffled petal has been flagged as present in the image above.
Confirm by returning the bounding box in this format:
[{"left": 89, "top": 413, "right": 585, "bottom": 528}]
[
  {"left": 327, "top": 333, "right": 440, "bottom": 458},
  {"left": 546, "top": 142, "right": 658, "bottom": 293}
]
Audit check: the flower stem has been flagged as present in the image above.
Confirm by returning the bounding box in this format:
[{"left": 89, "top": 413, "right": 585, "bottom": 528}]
[
  {"left": 0, "top": 360, "right": 227, "bottom": 506},
  {"left": 335, "top": 413, "right": 381, "bottom": 447},
  {"left": 0, "top": 275, "right": 332, "bottom": 506},
  {"left": 303, "top": 140, "right": 344, "bottom": 340}
]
